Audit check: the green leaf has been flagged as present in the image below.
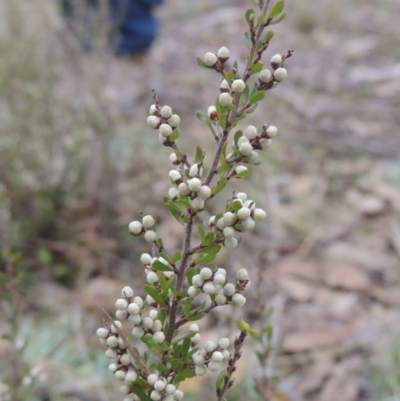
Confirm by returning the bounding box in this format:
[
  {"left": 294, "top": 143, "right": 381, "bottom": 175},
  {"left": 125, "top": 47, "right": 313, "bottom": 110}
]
[
  {"left": 182, "top": 337, "right": 191, "bottom": 360},
  {"left": 249, "top": 91, "right": 265, "bottom": 103},
  {"left": 249, "top": 62, "right": 264, "bottom": 75},
  {"left": 195, "top": 146, "right": 204, "bottom": 163},
  {"left": 245, "top": 8, "right": 255, "bottom": 24},
  {"left": 218, "top": 114, "right": 227, "bottom": 129},
  {"left": 164, "top": 198, "right": 184, "bottom": 224},
  {"left": 171, "top": 251, "right": 182, "bottom": 264},
  {"left": 203, "top": 232, "right": 215, "bottom": 246},
  {"left": 269, "top": 0, "right": 285, "bottom": 18},
  {"left": 169, "top": 128, "right": 180, "bottom": 141},
  {"left": 207, "top": 121, "right": 217, "bottom": 138},
  {"left": 262, "top": 30, "right": 274, "bottom": 42},
  {"left": 234, "top": 169, "right": 250, "bottom": 179},
  {"left": 216, "top": 370, "right": 226, "bottom": 389},
  {"left": 175, "top": 369, "right": 195, "bottom": 383},
  {"left": 218, "top": 163, "right": 230, "bottom": 176},
  {"left": 241, "top": 84, "right": 250, "bottom": 104},
  {"left": 243, "top": 31, "right": 251, "bottom": 49},
  {"left": 237, "top": 318, "right": 250, "bottom": 332},
  {"left": 196, "top": 110, "right": 207, "bottom": 122},
  {"left": 270, "top": 12, "right": 286, "bottom": 25},
  {"left": 143, "top": 285, "right": 166, "bottom": 306},
  {"left": 202, "top": 244, "right": 221, "bottom": 254},
  {"left": 196, "top": 56, "right": 207, "bottom": 68},
  {"left": 196, "top": 253, "right": 216, "bottom": 264},
  {"left": 234, "top": 130, "right": 243, "bottom": 146},
  {"left": 230, "top": 200, "right": 242, "bottom": 213},
  {"left": 158, "top": 309, "right": 167, "bottom": 324},
  {"left": 157, "top": 363, "right": 170, "bottom": 373},
  {"left": 225, "top": 70, "right": 235, "bottom": 83},
  {"left": 198, "top": 225, "right": 206, "bottom": 243},
  {"left": 256, "top": 13, "right": 265, "bottom": 28},
  {"left": 131, "top": 383, "right": 152, "bottom": 401},
  {"left": 187, "top": 312, "right": 206, "bottom": 321},
  {"left": 152, "top": 260, "right": 173, "bottom": 272},
  {"left": 213, "top": 178, "right": 227, "bottom": 195}
]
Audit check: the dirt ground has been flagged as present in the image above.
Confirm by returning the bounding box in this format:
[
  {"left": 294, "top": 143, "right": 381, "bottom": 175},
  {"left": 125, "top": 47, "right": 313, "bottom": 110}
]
[{"left": 1, "top": 0, "right": 400, "bottom": 400}]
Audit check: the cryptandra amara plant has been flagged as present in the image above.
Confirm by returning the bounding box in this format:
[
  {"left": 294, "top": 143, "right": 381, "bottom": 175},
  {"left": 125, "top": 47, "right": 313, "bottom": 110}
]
[{"left": 96, "top": 1, "right": 292, "bottom": 400}]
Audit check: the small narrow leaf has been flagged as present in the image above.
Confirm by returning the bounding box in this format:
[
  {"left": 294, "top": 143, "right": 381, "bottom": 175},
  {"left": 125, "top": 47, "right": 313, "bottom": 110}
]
[
  {"left": 249, "top": 91, "right": 265, "bottom": 103},
  {"left": 175, "top": 369, "right": 195, "bottom": 383},
  {"left": 195, "top": 146, "right": 203, "bottom": 163},
  {"left": 171, "top": 251, "right": 182, "bottom": 264},
  {"left": 202, "top": 244, "right": 221, "bottom": 254},
  {"left": 234, "top": 130, "right": 243, "bottom": 146},
  {"left": 269, "top": 0, "right": 285, "bottom": 18},
  {"left": 152, "top": 260, "right": 173, "bottom": 272},
  {"left": 198, "top": 225, "right": 206, "bottom": 243},
  {"left": 218, "top": 114, "right": 227, "bottom": 129},
  {"left": 245, "top": 8, "right": 255, "bottom": 24},
  {"left": 196, "top": 110, "right": 207, "bottom": 122},
  {"left": 234, "top": 169, "right": 250, "bottom": 179},
  {"left": 169, "top": 128, "right": 180, "bottom": 141},
  {"left": 213, "top": 178, "right": 227, "bottom": 195},
  {"left": 196, "top": 253, "right": 217, "bottom": 264},
  {"left": 216, "top": 370, "right": 226, "bottom": 389},
  {"left": 270, "top": 12, "right": 287, "bottom": 25},
  {"left": 243, "top": 31, "right": 251, "bottom": 49},
  {"left": 182, "top": 337, "right": 191, "bottom": 360},
  {"left": 143, "top": 285, "right": 166, "bottom": 306},
  {"left": 196, "top": 56, "right": 207, "bottom": 68},
  {"left": 249, "top": 62, "right": 264, "bottom": 75},
  {"left": 131, "top": 383, "right": 152, "bottom": 401}
]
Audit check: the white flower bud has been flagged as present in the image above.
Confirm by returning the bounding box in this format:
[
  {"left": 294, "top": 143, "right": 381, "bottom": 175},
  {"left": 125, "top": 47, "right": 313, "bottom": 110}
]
[
  {"left": 128, "top": 305, "right": 140, "bottom": 319},
  {"left": 144, "top": 230, "right": 157, "bottom": 242},
  {"left": 208, "top": 360, "right": 221, "bottom": 371},
  {"left": 189, "top": 163, "right": 203, "bottom": 177},
  {"left": 218, "top": 337, "right": 230, "bottom": 349},
  {"left": 120, "top": 385, "right": 130, "bottom": 394},
  {"left": 237, "top": 136, "right": 249, "bottom": 146},
  {"left": 216, "top": 217, "right": 225, "bottom": 230},
  {"left": 203, "top": 282, "right": 216, "bottom": 294},
  {"left": 222, "top": 349, "right": 230, "bottom": 360},
  {"left": 220, "top": 79, "right": 230, "bottom": 91},
  {"left": 168, "top": 114, "right": 181, "bottom": 128},
  {"left": 142, "top": 215, "right": 155, "bottom": 228},
  {"left": 243, "top": 200, "right": 256, "bottom": 210},
  {"left": 140, "top": 253, "right": 152, "bottom": 265},
  {"left": 131, "top": 327, "right": 145, "bottom": 339},
  {"left": 238, "top": 207, "right": 251, "bottom": 220},
  {"left": 260, "top": 138, "right": 272, "bottom": 149},
  {"left": 219, "top": 92, "right": 232, "bottom": 107},
  {"left": 250, "top": 151, "right": 259, "bottom": 162},
  {"left": 192, "top": 274, "right": 204, "bottom": 288},
  {"left": 223, "top": 226, "right": 235, "bottom": 238},
  {"left": 134, "top": 297, "right": 144, "bottom": 308},
  {"left": 174, "top": 390, "right": 184, "bottom": 401},
  {"left": 150, "top": 390, "right": 162, "bottom": 401},
  {"left": 165, "top": 384, "right": 176, "bottom": 394},
  {"left": 115, "top": 298, "right": 128, "bottom": 310},
  {"left": 96, "top": 328, "right": 109, "bottom": 339},
  {"left": 154, "top": 380, "right": 166, "bottom": 391},
  {"left": 177, "top": 182, "right": 190, "bottom": 196},
  {"left": 106, "top": 336, "right": 119, "bottom": 348},
  {"left": 147, "top": 374, "right": 158, "bottom": 386},
  {"left": 115, "top": 370, "right": 126, "bottom": 380},
  {"left": 199, "top": 185, "right": 211, "bottom": 199},
  {"left": 120, "top": 353, "right": 131, "bottom": 366},
  {"left": 111, "top": 321, "right": 122, "bottom": 333},
  {"left": 146, "top": 294, "right": 155, "bottom": 304},
  {"left": 195, "top": 365, "right": 207, "bottom": 376},
  {"left": 204, "top": 340, "right": 216, "bottom": 352},
  {"left": 189, "top": 323, "right": 199, "bottom": 332},
  {"left": 153, "top": 331, "right": 165, "bottom": 343},
  {"left": 213, "top": 273, "right": 226, "bottom": 285},
  {"left": 237, "top": 268, "right": 249, "bottom": 281},
  {"left": 109, "top": 363, "right": 117, "bottom": 372},
  {"left": 274, "top": 67, "right": 287, "bottom": 82},
  {"left": 188, "top": 285, "right": 201, "bottom": 297},
  {"left": 191, "top": 333, "right": 201, "bottom": 344},
  {"left": 129, "top": 313, "right": 142, "bottom": 325},
  {"left": 169, "top": 153, "right": 178, "bottom": 163},
  {"left": 212, "top": 351, "right": 224, "bottom": 362},
  {"left": 193, "top": 354, "right": 205, "bottom": 365},
  {"left": 149, "top": 104, "right": 158, "bottom": 115},
  {"left": 118, "top": 337, "right": 127, "bottom": 349},
  {"left": 128, "top": 221, "right": 143, "bottom": 235},
  {"left": 146, "top": 271, "right": 158, "bottom": 284},
  {"left": 217, "top": 267, "right": 227, "bottom": 275},
  {"left": 200, "top": 267, "right": 213, "bottom": 280},
  {"left": 239, "top": 141, "right": 253, "bottom": 156},
  {"left": 271, "top": 53, "right": 282, "bottom": 65},
  {"left": 223, "top": 283, "right": 236, "bottom": 296},
  {"left": 253, "top": 208, "right": 267, "bottom": 220},
  {"left": 153, "top": 320, "right": 162, "bottom": 332},
  {"left": 215, "top": 293, "right": 227, "bottom": 305},
  {"left": 188, "top": 177, "right": 202, "bottom": 192},
  {"left": 147, "top": 115, "right": 160, "bottom": 129},
  {"left": 207, "top": 105, "right": 217, "bottom": 118},
  {"left": 231, "top": 79, "right": 245, "bottom": 93},
  {"left": 121, "top": 286, "right": 134, "bottom": 298},
  {"left": 224, "top": 237, "right": 238, "bottom": 249},
  {"left": 217, "top": 46, "right": 230, "bottom": 59},
  {"left": 235, "top": 165, "right": 248, "bottom": 174},
  {"left": 125, "top": 369, "right": 138, "bottom": 383},
  {"left": 149, "top": 309, "right": 158, "bottom": 320},
  {"left": 236, "top": 192, "right": 247, "bottom": 202},
  {"left": 142, "top": 317, "right": 154, "bottom": 329},
  {"left": 160, "top": 105, "right": 172, "bottom": 119},
  {"left": 204, "top": 52, "right": 218, "bottom": 67},
  {"left": 259, "top": 69, "right": 272, "bottom": 83},
  {"left": 169, "top": 169, "right": 182, "bottom": 182},
  {"left": 242, "top": 217, "right": 255, "bottom": 231},
  {"left": 105, "top": 349, "right": 117, "bottom": 359},
  {"left": 232, "top": 293, "right": 246, "bottom": 307},
  {"left": 244, "top": 125, "right": 258, "bottom": 140},
  {"left": 191, "top": 197, "right": 205, "bottom": 210},
  {"left": 159, "top": 123, "right": 173, "bottom": 138},
  {"left": 223, "top": 212, "right": 235, "bottom": 226},
  {"left": 116, "top": 310, "right": 128, "bottom": 320},
  {"left": 168, "top": 187, "right": 179, "bottom": 199},
  {"left": 266, "top": 125, "right": 278, "bottom": 137}
]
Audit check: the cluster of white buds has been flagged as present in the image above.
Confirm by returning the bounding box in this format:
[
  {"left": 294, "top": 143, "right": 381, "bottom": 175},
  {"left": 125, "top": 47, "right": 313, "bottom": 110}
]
[
  {"left": 203, "top": 46, "right": 230, "bottom": 68},
  {"left": 191, "top": 332, "right": 231, "bottom": 375},
  {"left": 168, "top": 164, "right": 211, "bottom": 211},
  {"left": 0, "top": 382, "right": 10, "bottom": 401},
  {"left": 188, "top": 267, "right": 249, "bottom": 307},
  {"left": 147, "top": 373, "right": 184, "bottom": 401},
  {"left": 218, "top": 76, "right": 246, "bottom": 107},
  {"left": 147, "top": 103, "right": 181, "bottom": 145},
  {"left": 209, "top": 192, "right": 266, "bottom": 249},
  {"left": 128, "top": 215, "right": 158, "bottom": 243},
  {"left": 258, "top": 53, "right": 287, "bottom": 85},
  {"left": 141, "top": 254, "right": 175, "bottom": 283}
]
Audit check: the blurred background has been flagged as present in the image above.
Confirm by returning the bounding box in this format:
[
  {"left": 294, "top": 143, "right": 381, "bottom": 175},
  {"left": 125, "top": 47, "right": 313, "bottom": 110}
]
[{"left": 1, "top": 0, "right": 400, "bottom": 400}]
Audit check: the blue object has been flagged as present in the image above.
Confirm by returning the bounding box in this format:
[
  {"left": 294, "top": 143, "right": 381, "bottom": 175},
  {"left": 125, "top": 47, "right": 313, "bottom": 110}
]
[{"left": 61, "top": 0, "right": 164, "bottom": 54}]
